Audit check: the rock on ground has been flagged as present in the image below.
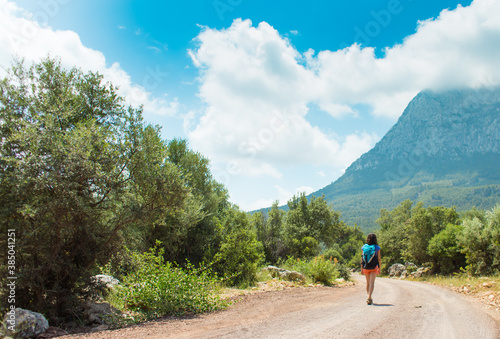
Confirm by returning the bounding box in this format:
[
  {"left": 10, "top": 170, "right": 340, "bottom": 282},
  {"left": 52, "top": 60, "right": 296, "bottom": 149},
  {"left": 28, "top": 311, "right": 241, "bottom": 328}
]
[{"left": 1, "top": 308, "right": 49, "bottom": 338}]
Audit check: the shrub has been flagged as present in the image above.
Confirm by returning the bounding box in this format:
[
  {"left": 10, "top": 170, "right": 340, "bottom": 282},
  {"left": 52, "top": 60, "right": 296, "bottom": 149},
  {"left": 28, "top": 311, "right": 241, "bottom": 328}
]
[
  {"left": 458, "top": 205, "right": 500, "bottom": 275},
  {"left": 112, "top": 246, "right": 225, "bottom": 320},
  {"left": 212, "top": 206, "right": 263, "bottom": 287},
  {"left": 323, "top": 245, "right": 344, "bottom": 263},
  {"left": 283, "top": 255, "right": 350, "bottom": 286},
  {"left": 427, "top": 223, "right": 466, "bottom": 274}
]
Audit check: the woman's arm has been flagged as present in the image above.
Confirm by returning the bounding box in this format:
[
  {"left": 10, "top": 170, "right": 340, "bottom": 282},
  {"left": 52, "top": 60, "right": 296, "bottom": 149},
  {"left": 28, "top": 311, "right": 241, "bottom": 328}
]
[{"left": 378, "top": 250, "right": 382, "bottom": 267}]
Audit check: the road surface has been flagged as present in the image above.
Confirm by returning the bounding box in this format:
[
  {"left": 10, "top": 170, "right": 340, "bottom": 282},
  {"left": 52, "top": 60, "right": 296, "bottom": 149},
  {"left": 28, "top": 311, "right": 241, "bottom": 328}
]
[{"left": 63, "top": 275, "right": 500, "bottom": 338}]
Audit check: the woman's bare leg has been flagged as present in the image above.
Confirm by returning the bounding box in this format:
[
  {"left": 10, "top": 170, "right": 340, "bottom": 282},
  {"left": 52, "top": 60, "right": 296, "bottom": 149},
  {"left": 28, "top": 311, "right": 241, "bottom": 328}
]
[
  {"left": 368, "top": 272, "right": 377, "bottom": 300},
  {"left": 365, "top": 273, "right": 370, "bottom": 295}
]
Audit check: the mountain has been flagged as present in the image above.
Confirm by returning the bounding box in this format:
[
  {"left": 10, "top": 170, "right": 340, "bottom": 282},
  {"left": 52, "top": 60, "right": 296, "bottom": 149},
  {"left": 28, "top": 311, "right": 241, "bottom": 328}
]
[{"left": 312, "top": 87, "right": 500, "bottom": 232}]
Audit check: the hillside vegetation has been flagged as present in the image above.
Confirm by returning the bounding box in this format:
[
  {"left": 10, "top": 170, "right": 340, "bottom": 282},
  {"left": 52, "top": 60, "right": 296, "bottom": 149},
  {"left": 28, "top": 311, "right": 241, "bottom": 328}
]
[{"left": 378, "top": 200, "right": 500, "bottom": 276}]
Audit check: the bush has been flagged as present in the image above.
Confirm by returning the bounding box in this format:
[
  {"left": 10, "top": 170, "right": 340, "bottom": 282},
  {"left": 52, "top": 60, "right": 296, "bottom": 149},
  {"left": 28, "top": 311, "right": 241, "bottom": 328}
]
[
  {"left": 112, "top": 246, "right": 225, "bottom": 320},
  {"left": 212, "top": 206, "right": 263, "bottom": 287},
  {"left": 458, "top": 205, "right": 500, "bottom": 275},
  {"left": 427, "top": 223, "right": 466, "bottom": 274},
  {"left": 283, "top": 255, "right": 350, "bottom": 286},
  {"left": 323, "top": 245, "right": 344, "bottom": 263}
]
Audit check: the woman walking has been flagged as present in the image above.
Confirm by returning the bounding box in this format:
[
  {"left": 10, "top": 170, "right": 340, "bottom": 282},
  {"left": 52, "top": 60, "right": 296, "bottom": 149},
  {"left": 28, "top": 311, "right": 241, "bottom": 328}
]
[{"left": 361, "top": 233, "right": 381, "bottom": 305}]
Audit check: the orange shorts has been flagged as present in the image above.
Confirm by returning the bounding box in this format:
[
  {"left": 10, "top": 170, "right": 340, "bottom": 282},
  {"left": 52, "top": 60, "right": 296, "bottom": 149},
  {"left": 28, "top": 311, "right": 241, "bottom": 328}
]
[{"left": 361, "top": 266, "right": 380, "bottom": 275}]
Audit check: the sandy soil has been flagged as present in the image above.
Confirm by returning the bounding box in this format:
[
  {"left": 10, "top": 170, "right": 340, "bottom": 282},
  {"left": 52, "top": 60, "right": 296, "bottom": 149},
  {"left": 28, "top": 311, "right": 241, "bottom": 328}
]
[{"left": 59, "top": 275, "right": 500, "bottom": 338}]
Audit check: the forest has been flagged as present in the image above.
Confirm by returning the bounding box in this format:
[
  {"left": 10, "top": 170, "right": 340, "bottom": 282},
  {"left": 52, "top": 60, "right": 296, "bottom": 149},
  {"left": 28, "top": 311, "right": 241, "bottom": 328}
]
[{"left": 0, "top": 59, "right": 498, "bottom": 326}]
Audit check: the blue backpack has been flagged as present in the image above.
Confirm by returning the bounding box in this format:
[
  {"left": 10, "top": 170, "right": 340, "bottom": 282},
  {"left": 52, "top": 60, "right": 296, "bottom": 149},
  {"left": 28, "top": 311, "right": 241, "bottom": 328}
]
[{"left": 361, "top": 244, "right": 378, "bottom": 269}]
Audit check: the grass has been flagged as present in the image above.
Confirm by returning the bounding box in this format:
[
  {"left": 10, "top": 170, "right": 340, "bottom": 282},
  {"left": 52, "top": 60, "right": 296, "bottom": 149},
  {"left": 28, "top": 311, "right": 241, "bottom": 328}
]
[
  {"left": 410, "top": 273, "right": 500, "bottom": 311},
  {"left": 414, "top": 273, "right": 500, "bottom": 292}
]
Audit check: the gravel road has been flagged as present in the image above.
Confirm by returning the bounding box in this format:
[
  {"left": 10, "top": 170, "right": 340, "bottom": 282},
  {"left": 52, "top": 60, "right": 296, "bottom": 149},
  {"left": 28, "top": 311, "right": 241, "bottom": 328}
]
[{"left": 63, "top": 275, "right": 500, "bottom": 339}]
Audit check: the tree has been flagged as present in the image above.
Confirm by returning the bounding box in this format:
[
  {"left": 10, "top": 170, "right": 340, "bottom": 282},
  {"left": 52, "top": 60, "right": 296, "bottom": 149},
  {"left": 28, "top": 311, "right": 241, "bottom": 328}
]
[
  {"left": 458, "top": 205, "right": 500, "bottom": 275},
  {"left": 427, "top": 223, "right": 466, "bottom": 274},
  {"left": 403, "top": 205, "right": 459, "bottom": 265},
  {"left": 377, "top": 200, "right": 413, "bottom": 269},
  {"left": 146, "top": 138, "right": 229, "bottom": 265},
  {"left": 212, "top": 205, "right": 263, "bottom": 286},
  {"left": 283, "top": 193, "right": 343, "bottom": 257},
  {"left": 252, "top": 201, "right": 285, "bottom": 263},
  {"left": 0, "top": 59, "right": 188, "bottom": 320}
]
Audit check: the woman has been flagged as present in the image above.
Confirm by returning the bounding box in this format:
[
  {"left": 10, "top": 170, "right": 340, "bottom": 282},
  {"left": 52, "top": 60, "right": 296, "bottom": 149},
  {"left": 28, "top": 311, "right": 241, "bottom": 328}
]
[{"left": 361, "top": 233, "right": 381, "bottom": 305}]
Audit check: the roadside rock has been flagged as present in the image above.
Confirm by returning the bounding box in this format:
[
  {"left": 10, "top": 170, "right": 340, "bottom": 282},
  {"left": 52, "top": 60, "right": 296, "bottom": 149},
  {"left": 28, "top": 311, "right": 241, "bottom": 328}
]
[
  {"left": 411, "top": 267, "right": 431, "bottom": 278},
  {"left": 36, "top": 326, "right": 69, "bottom": 338},
  {"left": 388, "top": 263, "right": 406, "bottom": 278},
  {"left": 267, "top": 266, "right": 306, "bottom": 282},
  {"left": 1, "top": 308, "right": 49, "bottom": 338},
  {"left": 83, "top": 301, "right": 120, "bottom": 325},
  {"left": 90, "top": 275, "right": 120, "bottom": 290}
]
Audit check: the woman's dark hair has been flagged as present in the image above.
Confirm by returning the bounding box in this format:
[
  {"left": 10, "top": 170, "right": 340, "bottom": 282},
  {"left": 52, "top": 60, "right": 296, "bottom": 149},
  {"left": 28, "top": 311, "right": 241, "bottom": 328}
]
[{"left": 366, "top": 233, "right": 378, "bottom": 245}]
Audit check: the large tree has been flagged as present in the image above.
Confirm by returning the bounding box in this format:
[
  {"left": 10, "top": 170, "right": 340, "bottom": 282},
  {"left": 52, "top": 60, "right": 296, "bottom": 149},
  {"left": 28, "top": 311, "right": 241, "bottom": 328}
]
[{"left": 0, "top": 59, "right": 188, "bottom": 320}]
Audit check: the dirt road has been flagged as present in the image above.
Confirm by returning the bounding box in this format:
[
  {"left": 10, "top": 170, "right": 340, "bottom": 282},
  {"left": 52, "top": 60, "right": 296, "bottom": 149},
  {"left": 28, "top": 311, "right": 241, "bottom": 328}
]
[{"left": 64, "top": 275, "right": 500, "bottom": 338}]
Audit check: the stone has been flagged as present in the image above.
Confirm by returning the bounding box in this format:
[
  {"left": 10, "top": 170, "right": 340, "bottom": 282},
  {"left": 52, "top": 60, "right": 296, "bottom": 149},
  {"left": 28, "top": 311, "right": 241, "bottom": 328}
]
[
  {"left": 90, "top": 274, "right": 120, "bottom": 290},
  {"left": 90, "top": 324, "right": 109, "bottom": 332},
  {"left": 1, "top": 308, "right": 49, "bottom": 338},
  {"left": 83, "top": 301, "right": 120, "bottom": 325},
  {"left": 388, "top": 263, "right": 406, "bottom": 278},
  {"left": 87, "top": 274, "right": 120, "bottom": 300},
  {"left": 266, "top": 265, "right": 306, "bottom": 282},
  {"left": 284, "top": 270, "right": 306, "bottom": 282},
  {"left": 36, "top": 326, "right": 69, "bottom": 338},
  {"left": 411, "top": 267, "right": 431, "bottom": 278}
]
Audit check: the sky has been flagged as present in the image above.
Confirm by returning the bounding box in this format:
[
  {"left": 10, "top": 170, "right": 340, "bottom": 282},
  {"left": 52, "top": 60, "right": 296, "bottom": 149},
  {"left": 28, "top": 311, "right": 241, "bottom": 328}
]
[{"left": 1, "top": 0, "right": 499, "bottom": 211}]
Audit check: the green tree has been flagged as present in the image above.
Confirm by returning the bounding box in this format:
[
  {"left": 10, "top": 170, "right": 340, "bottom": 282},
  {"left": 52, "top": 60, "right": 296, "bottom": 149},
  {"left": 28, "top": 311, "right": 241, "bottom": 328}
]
[
  {"left": 458, "top": 205, "right": 500, "bottom": 275},
  {"left": 283, "top": 193, "right": 342, "bottom": 257},
  {"left": 403, "top": 205, "right": 459, "bottom": 265},
  {"left": 0, "top": 59, "right": 187, "bottom": 320},
  {"left": 378, "top": 200, "right": 413, "bottom": 269},
  {"left": 212, "top": 205, "right": 263, "bottom": 286},
  {"left": 427, "top": 223, "right": 466, "bottom": 274},
  {"left": 253, "top": 201, "right": 285, "bottom": 263},
  {"left": 146, "top": 138, "right": 229, "bottom": 265}
]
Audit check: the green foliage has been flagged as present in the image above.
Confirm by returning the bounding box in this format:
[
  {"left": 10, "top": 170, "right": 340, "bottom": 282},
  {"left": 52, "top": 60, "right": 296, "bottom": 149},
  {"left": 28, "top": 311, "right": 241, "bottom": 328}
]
[
  {"left": 0, "top": 58, "right": 188, "bottom": 320},
  {"left": 378, "top": 200, "right": 413, "bottom": 269},
  {"left": 285, "top": 194, "right": 341, "bottom": 248},
  {"left": 427, "top": 224, "right": 466, "bottom": 274},
  {"left": 282, "top": 193, "right": 348, "bottom": 260},
  {"left": 0, "top": 58, "right": 230, "bottom": 322},
  {"left": 254, "top": 194, "right": 363, "bottom": 266},
  {"left": 403, "top": 204, "right": 459, "bottom": 265},
  {"left": 113, "top": 246, "right": 224, "bottom": 320},
  {"left": 164, "top": 139, "right": 229, "bottom": 265},
  {"left": 457, "top": 205, "right": 500, "bottom": 275},
  {"left": 253, "top": 201, "right": 286, "bottom": 263},
  {"left": 283, "top": 256, "right": 349, "bottom": 286},
  {"left": 322, "top": 244, "right": 343, "bottom": 262},
  {"left": 379, "top": 201, "right": 500, "bottom": 276},
  {"left": 212, "top": 205, "right": 263, "bottom": 287}
]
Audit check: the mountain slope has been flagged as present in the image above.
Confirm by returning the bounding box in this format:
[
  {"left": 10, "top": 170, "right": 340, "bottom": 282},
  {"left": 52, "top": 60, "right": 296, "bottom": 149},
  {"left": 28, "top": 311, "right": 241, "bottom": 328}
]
[{"left": 313, "top": 87, "right": 500, "bottom": 232}]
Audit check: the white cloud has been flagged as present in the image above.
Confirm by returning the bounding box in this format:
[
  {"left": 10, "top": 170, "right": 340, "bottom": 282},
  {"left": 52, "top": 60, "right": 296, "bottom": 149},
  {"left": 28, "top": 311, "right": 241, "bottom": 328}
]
[
  {"left": 313, "top": 0, "right": 500, "bottom": 117},
  {"left": 0, "top": 0, "right": 178, "bottom": 117},
  {"left": 188, "top": 0, "right": 500, "bottom": 181},
  {"left": 188, "top": 19, "right": 374, "bottom": 178}
]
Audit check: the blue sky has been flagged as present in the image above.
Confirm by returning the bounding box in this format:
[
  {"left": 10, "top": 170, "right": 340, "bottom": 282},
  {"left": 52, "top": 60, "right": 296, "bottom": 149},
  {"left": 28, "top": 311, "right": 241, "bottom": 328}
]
[{"left": 2, "top": 0, "right": 499, "bottom": 211}]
